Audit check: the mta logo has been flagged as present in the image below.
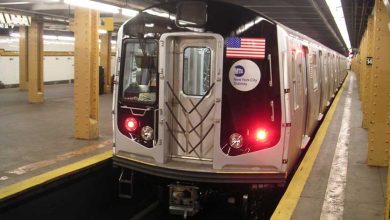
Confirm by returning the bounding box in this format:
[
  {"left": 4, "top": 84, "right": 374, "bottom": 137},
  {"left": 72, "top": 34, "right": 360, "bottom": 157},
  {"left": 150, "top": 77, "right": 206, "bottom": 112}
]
[{"left": 234, "top": 65, "right": 245, "bottom": 77}]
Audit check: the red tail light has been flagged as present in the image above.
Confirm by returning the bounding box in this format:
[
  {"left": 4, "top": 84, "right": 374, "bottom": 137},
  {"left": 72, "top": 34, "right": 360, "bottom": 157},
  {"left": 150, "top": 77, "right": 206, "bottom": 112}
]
[
  {"left": 255, "top": 129, "right": 268, "bottom": 142},
  {"left": 125, "top": 117, "right": 138, "bottom": 132}
]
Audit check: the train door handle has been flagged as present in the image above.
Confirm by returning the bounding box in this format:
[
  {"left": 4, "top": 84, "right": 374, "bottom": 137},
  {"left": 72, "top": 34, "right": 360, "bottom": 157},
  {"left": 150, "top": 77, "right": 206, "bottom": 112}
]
[
  {"left": 268, "top": 54, "right": 273, "bottom": 87},
  {"left": 270, "top": 100, "right": 275, "bottom": 122}
]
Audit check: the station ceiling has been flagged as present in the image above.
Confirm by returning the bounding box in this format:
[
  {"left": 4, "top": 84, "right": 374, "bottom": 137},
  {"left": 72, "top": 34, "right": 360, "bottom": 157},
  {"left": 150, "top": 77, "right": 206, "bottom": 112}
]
[{"left": 0, "top": 0, "right": 374, "bottom": 55}]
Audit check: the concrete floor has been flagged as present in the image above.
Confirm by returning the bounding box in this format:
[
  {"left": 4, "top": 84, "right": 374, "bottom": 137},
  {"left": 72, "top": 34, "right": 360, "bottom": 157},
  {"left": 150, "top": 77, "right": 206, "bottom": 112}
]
[
  {"left": 0, "top": 84, "right": 113, "bottom": 187},
  {"left": 292, "top": 73, "right": 386, "bottom": 219}
]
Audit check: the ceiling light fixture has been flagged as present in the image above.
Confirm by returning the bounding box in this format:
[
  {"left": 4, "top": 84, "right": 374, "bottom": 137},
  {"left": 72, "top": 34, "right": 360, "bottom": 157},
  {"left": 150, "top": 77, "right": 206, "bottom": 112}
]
[
  {"left": 0, "top": 2, "right": 31, "bottom": 5},
  {"left": 325, "top": 0, "right": 352, "bottom": 52},
  {"left": 63, "top": 0, "right": 120, "bottom": 14},
  {"left": 121, "top": 8, "right": 139, "bottom": 17}
]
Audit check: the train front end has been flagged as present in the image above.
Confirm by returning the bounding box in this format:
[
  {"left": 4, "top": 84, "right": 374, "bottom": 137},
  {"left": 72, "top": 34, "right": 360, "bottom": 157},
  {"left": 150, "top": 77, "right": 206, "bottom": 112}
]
[{"left": 113, "top": 1, "right": 287, "bottom": 216}]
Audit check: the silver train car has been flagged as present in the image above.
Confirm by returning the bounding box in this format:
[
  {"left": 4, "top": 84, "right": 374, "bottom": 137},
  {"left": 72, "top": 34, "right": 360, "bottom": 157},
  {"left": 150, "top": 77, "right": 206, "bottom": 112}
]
[{"left": 112, "top": 0, "right": 347, "bottom": 216}]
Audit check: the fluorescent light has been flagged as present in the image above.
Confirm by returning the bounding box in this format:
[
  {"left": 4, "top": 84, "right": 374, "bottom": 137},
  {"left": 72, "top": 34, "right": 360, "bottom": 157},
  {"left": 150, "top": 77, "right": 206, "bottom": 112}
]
[
  {"left": 325, "top": 0, "right": 352, "bottom": 51},
  {"left": 145, "top": 23, "right": 154, "bottom": 28},
  {"left": 98, "top": 29, "right": 107, "bottom": 34},
  {"left": 0, "top": 2, "right": 31, "bottom": 5},
  {"left": 10, "top": 33, "right": 20, "bottom": 38},
  {"left": 64, "top": 0, "right": 120, "bottom": 14},
  {"left": 145, "top": 8, "right": 175, "bottom": 20},
  {"left": 121, "top": 8, "right": 139, "bottom": 17}
]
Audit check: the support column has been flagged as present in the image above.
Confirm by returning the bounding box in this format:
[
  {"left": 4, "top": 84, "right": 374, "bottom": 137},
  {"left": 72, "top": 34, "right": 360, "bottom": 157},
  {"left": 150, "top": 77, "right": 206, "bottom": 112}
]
[
  {"left": 19, "top": 26, "right": 28, "bottom": 91},
  {"left": 362, "top": 15, "right": 374, "bottom": 129},
  {"left": 27, "top": 21, "right": 44, "bottom": 103},
  {"left": 100, "top": 32, "right": 112, "bottom": 93},
  {"left": 367, "top": 0, "right": 390, "bottom": 166},
  {"left": 73, "top": 7, "right": 100, "bottom": 140}
]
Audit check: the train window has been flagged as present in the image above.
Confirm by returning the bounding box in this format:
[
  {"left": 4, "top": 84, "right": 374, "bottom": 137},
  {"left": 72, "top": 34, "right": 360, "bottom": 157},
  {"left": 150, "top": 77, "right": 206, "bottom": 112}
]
[
  {"left": 291, "top": 52, "right": 299, "bottom": 110},
  {"left": 121, "top": 40, "right": 158, "bottom": 104},
  {"left": 182, "top": 47, "right": 211, "bottom": 96},
  {"left": 323, "top": 56, "right": 327, "bottom": 82},
  {"left": 312, "top": 54, "right": 318, "bottom": 90}
]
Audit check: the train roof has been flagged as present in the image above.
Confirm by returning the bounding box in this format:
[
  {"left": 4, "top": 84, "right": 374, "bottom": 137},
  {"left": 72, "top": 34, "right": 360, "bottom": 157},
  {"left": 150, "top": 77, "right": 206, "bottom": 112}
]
[{"left": 119, "top": 0, "right": 346, "bottom": 58}]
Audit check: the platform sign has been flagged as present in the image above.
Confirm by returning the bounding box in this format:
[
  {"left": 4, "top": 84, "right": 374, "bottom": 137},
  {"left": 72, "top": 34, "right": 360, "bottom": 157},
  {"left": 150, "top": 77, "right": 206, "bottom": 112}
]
[
  {"left": 100, "top": 17, "right": 114, "bottom": 32},
  {"left": 366, "top": 57, "right": 373, "bottom": 65},
  {"left": 0, "top": 12, "right": 31, "bottom": 29}
]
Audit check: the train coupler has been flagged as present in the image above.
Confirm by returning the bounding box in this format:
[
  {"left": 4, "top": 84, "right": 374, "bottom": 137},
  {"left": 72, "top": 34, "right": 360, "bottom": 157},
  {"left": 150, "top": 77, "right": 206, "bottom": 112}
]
[{"left": 168, "top": 183, "right": 199, "bottom": 219}]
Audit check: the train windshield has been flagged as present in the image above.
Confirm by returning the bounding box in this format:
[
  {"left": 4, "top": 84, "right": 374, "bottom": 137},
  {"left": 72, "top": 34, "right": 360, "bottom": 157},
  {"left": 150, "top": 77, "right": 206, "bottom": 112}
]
[{"left": 121, "top": 39, "right": 158, "bottom": 104}]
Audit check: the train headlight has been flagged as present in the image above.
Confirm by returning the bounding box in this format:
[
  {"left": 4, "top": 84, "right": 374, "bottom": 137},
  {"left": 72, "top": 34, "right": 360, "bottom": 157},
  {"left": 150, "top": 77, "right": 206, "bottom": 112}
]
[
  {"left": 141, "top": 126, "right": 154, "bottom": 141},
  {"left": 229, "top": 133, "right": 243, "bottom": 149}
]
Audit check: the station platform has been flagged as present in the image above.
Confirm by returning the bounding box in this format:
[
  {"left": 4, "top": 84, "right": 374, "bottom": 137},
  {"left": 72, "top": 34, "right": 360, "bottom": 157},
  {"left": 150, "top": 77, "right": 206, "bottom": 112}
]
[
  {"left": 273, "top": 71, "right": 387, "bottom": 219},
  {"left": 0, "top": 84, "right": 113, "bottom": 190}
]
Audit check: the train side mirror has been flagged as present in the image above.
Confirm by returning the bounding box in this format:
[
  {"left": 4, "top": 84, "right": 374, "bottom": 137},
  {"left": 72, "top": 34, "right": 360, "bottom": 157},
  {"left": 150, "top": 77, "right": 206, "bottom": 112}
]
[{"left": 176, "top": 1, "right": 207, "bottom": 27}]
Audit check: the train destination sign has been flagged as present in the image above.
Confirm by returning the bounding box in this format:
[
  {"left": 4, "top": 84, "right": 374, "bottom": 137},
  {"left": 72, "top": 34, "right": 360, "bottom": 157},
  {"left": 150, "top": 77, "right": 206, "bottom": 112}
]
[{"left": 0, "top": 12, "right": 31, "bottom": 29}]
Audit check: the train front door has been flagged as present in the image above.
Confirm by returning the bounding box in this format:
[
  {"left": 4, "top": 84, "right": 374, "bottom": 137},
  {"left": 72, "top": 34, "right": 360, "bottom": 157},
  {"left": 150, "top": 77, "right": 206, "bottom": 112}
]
[{"left": 158, "top": 33, "right": 224, "bottom": 162}]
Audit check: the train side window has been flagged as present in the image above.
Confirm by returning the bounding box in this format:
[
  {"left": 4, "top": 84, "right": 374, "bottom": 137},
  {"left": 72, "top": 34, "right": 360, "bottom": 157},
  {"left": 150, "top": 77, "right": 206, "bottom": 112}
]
[
  {"left": 182, "top": 47, "right": 211, "bottom": 96},
  {"left": 291, "top": 52, "right": 299, "bottom": 110},
  {"left": 312, "top": 53, "right": 318, "bottom": 90},
  {"left": 323, "top": 55, "right": 328, "bottom": 82}
]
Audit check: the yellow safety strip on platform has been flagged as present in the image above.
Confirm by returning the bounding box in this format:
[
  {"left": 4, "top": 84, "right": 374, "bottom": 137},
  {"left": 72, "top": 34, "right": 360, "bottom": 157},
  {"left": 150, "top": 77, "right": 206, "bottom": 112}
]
[
  {"left": 0, "top": 150, "right": 112, "bottom": 201},
  {"left": 271, "top": 74, "right": 349, "bottom": 220}
]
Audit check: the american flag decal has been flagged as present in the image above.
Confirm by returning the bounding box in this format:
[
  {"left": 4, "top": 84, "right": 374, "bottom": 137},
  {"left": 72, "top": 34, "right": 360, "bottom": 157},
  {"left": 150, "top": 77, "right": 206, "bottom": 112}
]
[{"left": 225, "top": 37, "right": 266, "bottom": 59}]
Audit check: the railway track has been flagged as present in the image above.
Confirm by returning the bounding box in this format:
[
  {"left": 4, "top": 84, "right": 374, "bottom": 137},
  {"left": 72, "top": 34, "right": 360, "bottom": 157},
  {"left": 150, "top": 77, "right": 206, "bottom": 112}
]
[{"left": 0, "top": 159, "right": 283, "bottom": 220}]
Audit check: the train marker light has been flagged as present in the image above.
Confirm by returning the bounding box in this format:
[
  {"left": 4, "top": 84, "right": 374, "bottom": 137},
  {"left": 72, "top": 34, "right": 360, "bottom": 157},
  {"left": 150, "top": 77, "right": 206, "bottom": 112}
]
[
  {"left": 229, "top": 133, "right": 243, "bottom": 149},
  {"left": 255, "top": 129, "right": 268, "bottom": 142},
  {"left": 125, "top": 117, "right": 138, "bottom": 132}
]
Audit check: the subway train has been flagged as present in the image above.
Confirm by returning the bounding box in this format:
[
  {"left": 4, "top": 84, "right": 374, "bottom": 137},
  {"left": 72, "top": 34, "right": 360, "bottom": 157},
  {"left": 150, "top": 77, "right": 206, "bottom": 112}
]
[{"left": 112, "top": 0, "right": 347, "bottom": 217}]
